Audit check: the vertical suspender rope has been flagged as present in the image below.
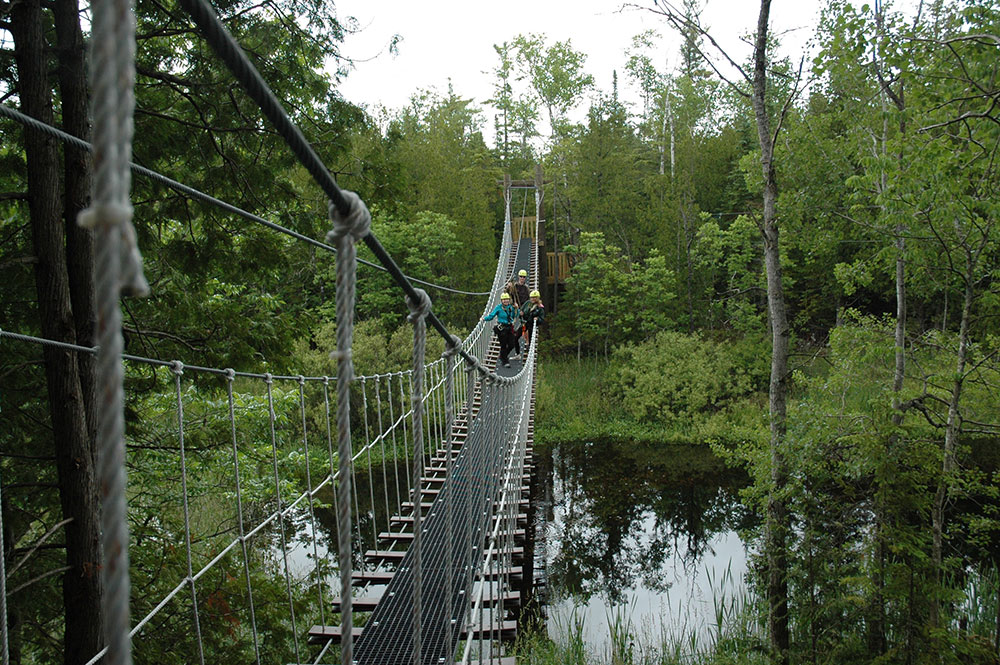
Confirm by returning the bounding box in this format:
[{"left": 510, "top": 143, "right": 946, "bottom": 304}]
[
  {"left": 0, "top": 468, "right": 8, "bottom": 665},
  {"left": 399, "top": 374, "right": 411, "bottom": 490},
  {"left": 361, "top": 378, "right": 379, "bottom": 556},
  {"left": 327, "top": 190, "right": 371, "bottom": 665},
  {"left": 265, "top": 373, "right": 302, "bottom": 665},
  {"left": 441, "top": 336, "right": 462, "bottom": 665},
  {"left": 405, "top": 288, "right": 431, "bottom": 665},
  {"left": 374, "top": 376, "right": 393, "bottom": 529},
  {"left": 298, "top": 376, "right": 326, "bottom": 627},
  {"left": 225, "top": 370, "right": 262, "bottom": 665},
  {"left": 81, "top": 0, "right": 148, "bottom": 661},
  {"left": 171, "top": 363, "right": 206, "bottom": 665}
]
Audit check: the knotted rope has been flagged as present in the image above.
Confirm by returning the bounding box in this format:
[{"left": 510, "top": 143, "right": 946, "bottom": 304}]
[
  {"left": 405, "top": 287, "right": 431, "bottom": 665},
  {"left": 81, "top": 0, "right": 149, "bottom": 661},
  {"left": 326, "top": 190, "right": 370, "bottom": 665}
]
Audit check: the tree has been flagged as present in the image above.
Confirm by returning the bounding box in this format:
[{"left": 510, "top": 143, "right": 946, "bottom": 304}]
[
  {"left": 385, "top": 86, "right": 499, "bottom": 324},
  {"left": 511, "top": 33, "right": 594, "bottom": 139},
  {"left": 646, "top": 2, "right": 805, "bottom": 661},
  {"left": 8, "top": 0, "right": 104, "bottom": 659},
  {"left": 489, "top": 41, "right": 539, "bottom": 170}
]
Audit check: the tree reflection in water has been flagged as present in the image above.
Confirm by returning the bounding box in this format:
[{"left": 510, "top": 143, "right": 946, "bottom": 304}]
[{"left": 543, "top": 440, "right": 754, "bottom": 606}]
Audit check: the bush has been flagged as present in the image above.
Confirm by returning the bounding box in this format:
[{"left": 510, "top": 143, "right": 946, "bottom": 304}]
[{"left": 608, "top": 331, "right": 769, "bottom": 425}]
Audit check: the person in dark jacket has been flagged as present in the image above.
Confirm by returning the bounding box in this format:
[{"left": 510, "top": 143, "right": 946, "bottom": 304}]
[
  {"left": 520, "top": 289, "right": 545, "bottom": 353},
  {"left": 513, "top": 269, "right": 530, "bottom": 306},
  {"left": 483, "top": 292, "right": 519, "bottom": 367},
  {"left": 510, "top": 270, "right": 530, "bottom": 357}
]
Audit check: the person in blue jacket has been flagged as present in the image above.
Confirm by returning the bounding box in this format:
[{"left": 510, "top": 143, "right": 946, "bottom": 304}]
[{"left": 483, "top": 292, "right": 519, "bottom": 367}]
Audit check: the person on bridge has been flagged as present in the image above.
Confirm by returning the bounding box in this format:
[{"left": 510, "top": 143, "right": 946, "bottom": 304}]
[
  {"left": 520, "top": 289, "right": 545, "bottom": 353},
  {"left": 483, "top": 292, "right": 520, "bottom": 368},
  {"left": 509, "top": 269, "right": 530, "bottom": 357},
  {"left": 513, "top": 269, "right": 530, "bottom": 306}
]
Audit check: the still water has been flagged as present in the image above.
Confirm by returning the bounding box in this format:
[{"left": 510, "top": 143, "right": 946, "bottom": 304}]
[{"left": 537, "top": 440, "right": 755, "bottom": 651}]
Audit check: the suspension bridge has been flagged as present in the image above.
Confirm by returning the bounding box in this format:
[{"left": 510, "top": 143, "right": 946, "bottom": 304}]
[{"left": 0, "top": 0, "right": 546, "bottom": 662}]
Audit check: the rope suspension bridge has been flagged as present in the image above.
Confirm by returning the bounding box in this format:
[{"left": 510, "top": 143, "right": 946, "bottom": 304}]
[{"left": 0, "top": 0, "right": 546, "bottom": 662}]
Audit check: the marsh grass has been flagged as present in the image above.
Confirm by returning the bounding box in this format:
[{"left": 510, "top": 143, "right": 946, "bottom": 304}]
[{"left": 517, "top": 565, "right": 767, "bottom": 665}]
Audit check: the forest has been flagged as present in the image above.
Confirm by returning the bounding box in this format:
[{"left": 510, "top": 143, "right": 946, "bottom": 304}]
[{"left": 1, "top": 0, "right": 999, "bottom": 663}]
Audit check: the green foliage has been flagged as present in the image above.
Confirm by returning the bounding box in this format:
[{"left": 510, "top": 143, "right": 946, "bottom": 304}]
[
  {"left": 510, "top": 33, "right": 594, "bottom": 137},
  {"left": 692, "top": 215, "right": 766, "bottom": 333},
  {"left": 559, "top": 232, "right": 678, "bottom": 355},
  {"left": 609, "top": 331, "right": 769, "bottom": 431}
]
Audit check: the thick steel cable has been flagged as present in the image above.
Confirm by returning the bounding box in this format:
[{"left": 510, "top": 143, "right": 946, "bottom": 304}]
[
  {"left": 170, "top": 362, "right": 206, "bottom": 665},
  {"left": 405, "top": 288, "right": 431, "bottom": 665},
  {"left": 265, "top": 374, "right": 302, "bottom": 665},
  {"left": 0, "top": 105, "right": 512, "bottom": 377},
  {"left": 172, "top": 0, "right": 498, "bottom": 359},
  {"left": 327, "top": 191, "right": 370, "bottom": 665},
  {"left": 225, "top": 370, "right": 262, "bottom": 665}
]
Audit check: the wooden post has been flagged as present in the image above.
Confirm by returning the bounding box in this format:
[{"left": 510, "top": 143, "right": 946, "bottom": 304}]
[{"left": 534, "top": 165, "right": 547, "bottom": 301}]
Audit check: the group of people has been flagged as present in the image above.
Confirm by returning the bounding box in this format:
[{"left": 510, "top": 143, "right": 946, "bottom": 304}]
[{"left": 483, "top": 269, "right": 546, "bottom": 368}]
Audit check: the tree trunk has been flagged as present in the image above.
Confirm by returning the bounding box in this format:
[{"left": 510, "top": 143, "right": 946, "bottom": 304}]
[
  {"left": 10, "top": 1, "right": 105, "bottom": 662},
  {"left": 931, "top": 272, "right": 974, "bottom": 629},
  {"left": 54, "top": 0, "right": 98, "bottom": 453},
  {"left": 750, "top": 2, "right": 790, "bottom": 662}
]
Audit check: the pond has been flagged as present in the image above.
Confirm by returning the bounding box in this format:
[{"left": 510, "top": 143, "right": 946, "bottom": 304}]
[{"left": 535, "top": 440, "right": 756, "bottom": 652}]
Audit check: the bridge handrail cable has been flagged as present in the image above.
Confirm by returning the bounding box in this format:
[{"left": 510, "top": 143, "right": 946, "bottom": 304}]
[{"left": 0, "top": 104, "right": 490, "bottom": 298}]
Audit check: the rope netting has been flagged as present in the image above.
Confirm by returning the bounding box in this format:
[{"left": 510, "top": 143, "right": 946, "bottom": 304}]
[{"left": 0, "top": 0, "right": 544, "bottom": 660}]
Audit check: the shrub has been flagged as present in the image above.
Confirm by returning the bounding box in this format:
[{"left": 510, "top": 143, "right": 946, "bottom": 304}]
[{"left": 608, "top": 331, "right": 769, "bottom": 425}]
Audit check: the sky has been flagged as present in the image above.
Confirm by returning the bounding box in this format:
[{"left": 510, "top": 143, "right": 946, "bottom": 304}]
[{"left": 329, "top": 0, "right": 827, "bottom": 125}]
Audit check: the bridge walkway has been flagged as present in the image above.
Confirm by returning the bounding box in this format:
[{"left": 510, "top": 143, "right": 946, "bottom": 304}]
[{"left": 306, "top": 237, "right": 538, "bottom": 664}]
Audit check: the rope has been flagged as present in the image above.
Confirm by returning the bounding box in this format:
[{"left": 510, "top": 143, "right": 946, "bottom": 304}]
[
  {"left": 0, "top": 465, "right": 8, "bottom": 665},
  {"left": 442, "top": 335, "right": 462, "bottom": 665},
  {"left": 171, "top": 362, "right": 206, "bottom": 665},
  {"left": 361, "top": 378, "right": 379, "bottom": 555},
  {"left": 225, "top": 370, "right": 262, "bottom": 665},
  {"left": 298, "top": 377, "right": 325, "bottom": 627},
  {"left": 265, "top": 373, "right": 302, "bottom": 664},
  {"left": 327, "top": 189, "right": 370, "bottom": 665},
  {"left": 405, "top": 288, "right": 431, "bottom": 665},
  {"left": 82, "top": 0, "right": 149, "bottom": 659}
]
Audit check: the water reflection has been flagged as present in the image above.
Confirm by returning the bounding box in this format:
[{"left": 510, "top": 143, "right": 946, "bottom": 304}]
[{"left": 543, "top": 440, "right": 754, "bottom": 606}]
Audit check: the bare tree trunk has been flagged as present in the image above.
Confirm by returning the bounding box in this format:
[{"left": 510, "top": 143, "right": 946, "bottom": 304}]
[
  {"left": 750, "top": 2, "right": 790, "bottom": 662},
  {"left": 931, "top": 272, "right": 973, "bottom": 629},
  {"left": 11, "top": 1, "right": 105, "bottom": 662}
]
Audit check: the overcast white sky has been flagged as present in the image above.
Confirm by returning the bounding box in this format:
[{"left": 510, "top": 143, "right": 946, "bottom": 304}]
[{"left": 329, "top": 0, "right": 826, "bottom": 124}]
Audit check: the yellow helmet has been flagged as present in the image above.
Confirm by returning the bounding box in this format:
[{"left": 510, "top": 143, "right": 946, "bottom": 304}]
[
  {"left": 529, "top": 290, "right": 540, "bottom": 298},
  {"left": 518, "top": 269, "right": 527, "bottom": 277},
  {"left": 500, "top": 293, "right": 511, "bottom": 301}
]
